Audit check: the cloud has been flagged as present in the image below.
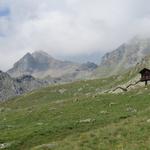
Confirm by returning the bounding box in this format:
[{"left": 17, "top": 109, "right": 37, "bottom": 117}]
[{"left": 1, "top": 0, "right": 150, "bottom": 70}]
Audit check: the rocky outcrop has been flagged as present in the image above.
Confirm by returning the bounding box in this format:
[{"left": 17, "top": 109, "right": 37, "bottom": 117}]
[{"left": 0, "top": 71, "right": 48, "bottom": 101}]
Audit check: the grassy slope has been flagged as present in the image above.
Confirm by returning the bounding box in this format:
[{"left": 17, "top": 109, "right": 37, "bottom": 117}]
[{"left": 0, "top": 74, "right": 150, "bottom": 150}]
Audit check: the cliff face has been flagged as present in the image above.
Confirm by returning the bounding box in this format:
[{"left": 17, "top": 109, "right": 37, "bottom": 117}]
[{"left": 0, "top": 71, "right": 48, "bottom": 101}]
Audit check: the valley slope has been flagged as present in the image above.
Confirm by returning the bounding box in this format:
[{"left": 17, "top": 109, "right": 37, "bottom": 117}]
[{"left": 0, "top": 72, "right": 150, "bottom": 150}]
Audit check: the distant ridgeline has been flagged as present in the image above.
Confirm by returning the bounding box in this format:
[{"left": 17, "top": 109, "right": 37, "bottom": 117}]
[
  {"left": 7, "top": 51, "right": 98, "bottom": 82},
  {"left": 95, "top": 36, "right": 150, "bottom": 77}
]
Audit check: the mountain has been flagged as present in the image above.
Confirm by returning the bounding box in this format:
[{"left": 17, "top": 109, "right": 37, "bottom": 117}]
[
  {"left": 8, "top": 51, "right": 77, "bottom": 78},
  {"left": 0, "top": 70, "right": 48, "bottom": 101},
  {"left": 7, "top": 51, "right": 98, "bottom": 81},
  {"left": 95, "top": 36, "right": 150, "bottom": 77},
  {"left": 8, "top": 36, "right": 150, "bottom": 81}
]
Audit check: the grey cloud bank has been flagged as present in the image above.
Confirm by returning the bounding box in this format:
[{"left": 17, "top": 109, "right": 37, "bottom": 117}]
[{"left": 0, "top": 0, "right": 150, "bottom": 70}]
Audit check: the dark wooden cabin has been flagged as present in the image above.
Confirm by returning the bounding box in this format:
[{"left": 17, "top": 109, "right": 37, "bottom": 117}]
[{"left": 139, "top": 68, "right": 150, "bottom": 85}]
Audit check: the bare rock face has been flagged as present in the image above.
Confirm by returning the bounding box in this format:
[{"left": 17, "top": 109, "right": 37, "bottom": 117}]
[
  {"left": 0, "top": 71, "right": 48, "bottom": 101},
  {"left": 96, "top": 36, "right": 150, "bottom": 77},
  {"left": 8, "top": 53, "right": 37, "bottom": 76},
  {"left": 0, "top": 71, "right": 17, "bottom": 100}
]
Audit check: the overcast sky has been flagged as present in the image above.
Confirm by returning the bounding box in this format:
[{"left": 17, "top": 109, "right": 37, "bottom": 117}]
[{"left": 1, "top": 0, "right": 150, "bottom": 70}]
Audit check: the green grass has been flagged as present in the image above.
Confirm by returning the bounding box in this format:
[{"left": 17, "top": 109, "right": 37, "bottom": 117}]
[{"left": 0, "top": 76, "right": 150, "bottom": 150}]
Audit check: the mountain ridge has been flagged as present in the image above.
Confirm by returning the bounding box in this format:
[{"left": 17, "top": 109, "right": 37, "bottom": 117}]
[
  {"left": 7, "top": 51, "right": 98, "bottom": 81},
  {"left": 94, "top": 36, "right": 150, "bottom": 77}
]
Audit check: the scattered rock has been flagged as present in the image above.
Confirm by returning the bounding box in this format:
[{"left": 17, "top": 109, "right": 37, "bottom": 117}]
[
  {"left": 33, "top": 143, "right": 57, "bottom": 150},
  {"left": 126, "top": 107, "right": 137, "bottom": 113},
  {"left": 95, "top": 88, "right": 101, "bottom": 92},
  {"left": 85, "top": 93, "right": 91, "bottom": 97},
  {"left": 58, "top": 89, "right": 66, "bottom": 94},
  {"left": 74, "top": 98, "right": 79, "bottom": 102},
  {"left": 37, "top": 122, "right": 44, "bottom": 126},
  {"left": 79, "top": 118, "right": 95, "bottom": 123},
  {"left": 109, "top": 102, "right": 117, "bottom": 107},
  {"left": 111, "top": 87, "right": 126, "bottom": 93},
  {"left": 78, "top": 88, "right": 83, "bottom": 92},
  {"left": 54, "top": 99, "right": 66, "bottom": 104},
  {"left": 100, "top": 110, "right": 108, "bottom": 114},
  {"left": 28, "top": 110, "right": 33, "bottom": 113},
  {"left": 0, "top": 142, "right": 13, "bottom": 149},
  {"left": 49, "top": 108, "right": 57, "bottom": 111},
  {"left": 6, "top": 125, "right": 15, "bottom": 129},
  {"left": 92, "top": 95, "right": 97, "bottom": 98},
  {"left": 147, "top": 119, "right": 150, "bottom": 123}
]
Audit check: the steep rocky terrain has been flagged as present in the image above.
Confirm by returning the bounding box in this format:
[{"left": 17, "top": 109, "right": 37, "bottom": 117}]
[
  {"left": 8, "top": 51, "right": 98, "bottom": 81},
  {"left": 0, "top": 71, "right": 48, "bottom": 101},
  {"left": 95, "top": 36, "right": 150, "bottom": 77}
]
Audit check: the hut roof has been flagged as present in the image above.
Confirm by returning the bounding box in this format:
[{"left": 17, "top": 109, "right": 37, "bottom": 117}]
[{"left": 139, "top": 68, "right": 150, "bottom": 74}]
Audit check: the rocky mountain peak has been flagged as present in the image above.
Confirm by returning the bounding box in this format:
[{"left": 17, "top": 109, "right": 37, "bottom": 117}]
[
  {"left": 7, "top": 51, "right": 55, "bottom": 77},
  {"left": 21, "top": 52, "right": 34, "bottom": 63},
  {"left": 102, "top": 36, "right": 150, "bottom": 67},
  {"left": 95, "top": 36, "right": 150, "bottom": 77},
  {"left": 23, "top": 52, "right": 32, "bottom": 57},
  {"left": 7, "top": 50, "right": 98, "bottom": 81},
  {"left": 32, "top": 51, "right": 53, "bottom": 59}
]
